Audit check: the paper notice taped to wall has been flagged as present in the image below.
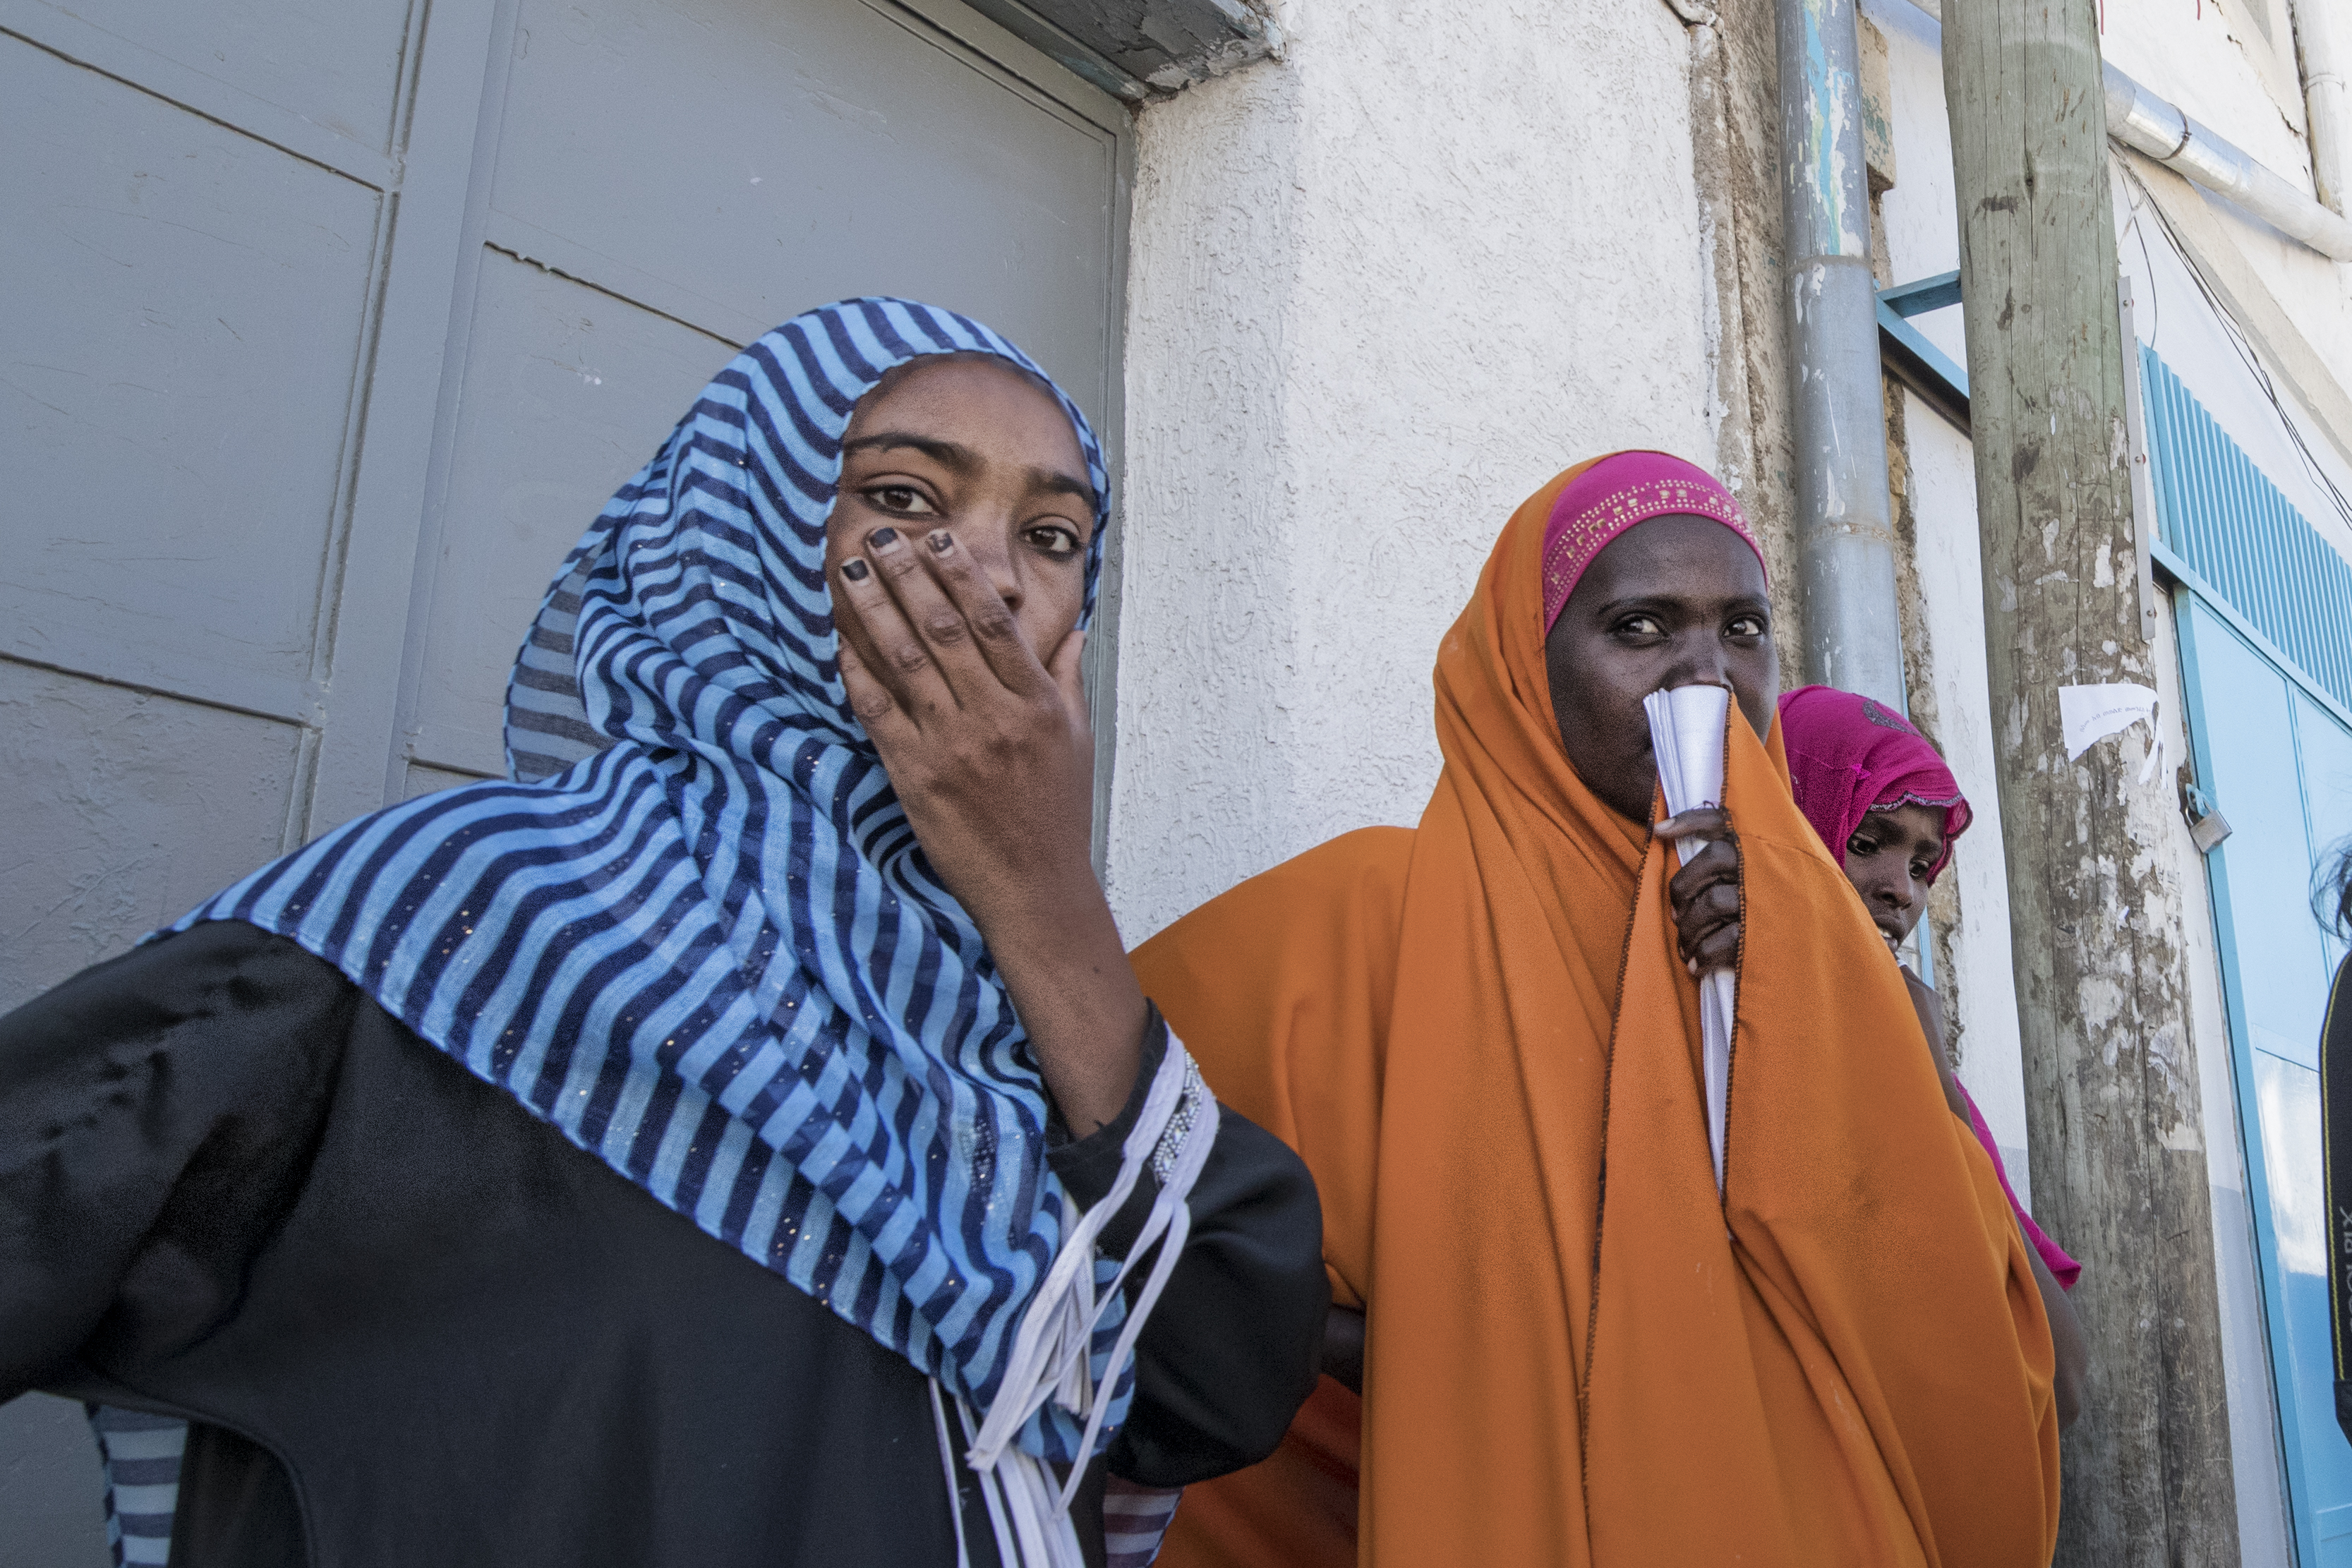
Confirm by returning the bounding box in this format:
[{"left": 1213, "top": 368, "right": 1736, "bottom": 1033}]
[{"left": 2058, "top": 682, "right": 2159, "bottom": 761}]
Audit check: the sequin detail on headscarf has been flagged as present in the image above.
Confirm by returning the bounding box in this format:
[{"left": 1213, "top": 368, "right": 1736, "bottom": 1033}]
[
  {"left": 1540, "top": 451, "right": 1761, "bottom": 632},
  {"left": 163, "top": 298, "right": 1130, "bottom": 1465}
]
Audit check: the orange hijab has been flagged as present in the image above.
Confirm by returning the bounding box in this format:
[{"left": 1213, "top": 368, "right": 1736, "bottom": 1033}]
[{"left": 1135, "top": 462, "right": 2059, "bottom": 1567}]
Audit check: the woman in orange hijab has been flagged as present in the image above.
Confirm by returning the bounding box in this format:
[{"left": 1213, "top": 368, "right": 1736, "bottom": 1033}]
[{"left": 1134, "top": 453, "right": 2061, "bottom": 1567}]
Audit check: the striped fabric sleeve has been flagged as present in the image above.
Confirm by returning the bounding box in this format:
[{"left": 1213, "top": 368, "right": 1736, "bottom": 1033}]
[
  {"left": 1102, "top": 1476, "right": 1183, "bottom": 1568},
  {"left": 86, "top": 1406, "right": 186, "bottom": 1568}
]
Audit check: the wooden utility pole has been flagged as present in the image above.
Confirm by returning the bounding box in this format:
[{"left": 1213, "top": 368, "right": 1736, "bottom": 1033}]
[{"left": 1943, "top": 1, "right": 2239, "bottom": 1560}]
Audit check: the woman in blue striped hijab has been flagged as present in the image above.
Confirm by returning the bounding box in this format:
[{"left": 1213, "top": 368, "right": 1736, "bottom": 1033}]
[{"left": 0, "top": 298, "right": 1327, "bottom": 1568}]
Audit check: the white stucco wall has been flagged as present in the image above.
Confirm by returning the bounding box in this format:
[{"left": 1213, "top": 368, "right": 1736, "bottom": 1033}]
[
  {"left": 1104, "top": 0, "right": 1718, "bottom": 940},
  {"left": 2104, "top": 0, "right": 2312, "bottom": 195}
]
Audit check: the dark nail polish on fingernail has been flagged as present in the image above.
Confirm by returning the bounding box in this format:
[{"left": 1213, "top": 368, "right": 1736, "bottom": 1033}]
[
  {"left": 928, "top": 530, "right": 953, "bottom": 553},
  {"left": 869, "top": 527, "right": 899, "bottom": 548},
  {"left": 841, "top": 559, "right": 869, "bottom": 581}
]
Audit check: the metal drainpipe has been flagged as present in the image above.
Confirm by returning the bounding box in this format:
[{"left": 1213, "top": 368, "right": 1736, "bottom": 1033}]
[
  {"left": 2104, "top": 62, "right": 2352, "bottom": 258},
  {"left": 1903, "top": 0, "right": 2352, "bottom": 260},
  {"left": 2292, "top": 0, "right": 2348, "bottom": 218},
  {"left": 1774, "top": 0, "right": 1907, "bottom": 707}
]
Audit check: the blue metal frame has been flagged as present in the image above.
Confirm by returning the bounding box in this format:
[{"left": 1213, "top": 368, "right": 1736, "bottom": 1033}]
[
  {"left": 2172, "top": 590, "right": 2324, "bottom": 1568},
  {"left": 2161, "top": 538, "right": 2352, "bottom": 740},
  {"left": 1876, "top": 272, "right": 1970, "bottom": 393},
  {"left": 2143, "top": 346, "right": 2352, "bottom": 716},
  {"left": 1877, "top": 271, "right": 1963, "bottom": 315}
]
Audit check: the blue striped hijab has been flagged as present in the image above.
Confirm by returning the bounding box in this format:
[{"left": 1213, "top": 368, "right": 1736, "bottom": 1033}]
[{"left": 171, "top": 298, "right": 1125, "bottom": 1462}]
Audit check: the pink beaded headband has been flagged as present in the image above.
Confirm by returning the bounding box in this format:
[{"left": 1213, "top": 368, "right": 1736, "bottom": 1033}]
[{"left": 1540, "top": 452, "right": 1764, "bottom": 632}]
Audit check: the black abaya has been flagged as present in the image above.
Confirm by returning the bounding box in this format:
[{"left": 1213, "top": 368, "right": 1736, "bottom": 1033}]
[{"left": 0, "top": 920, "right": 1326, "bottom": 1567}]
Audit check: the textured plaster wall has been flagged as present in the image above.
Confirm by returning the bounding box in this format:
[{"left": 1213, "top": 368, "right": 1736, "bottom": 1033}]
[{"left": 1105, "top": 0, "right": 1721, "bottom": 939}]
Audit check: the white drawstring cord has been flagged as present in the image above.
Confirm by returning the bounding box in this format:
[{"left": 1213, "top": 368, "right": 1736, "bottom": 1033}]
[
  {"left": 929, "top": 1037, "right": 1218, "bottom": 1567},
  {"left": 967, "top": 1043, "right": 1215, "bottom": 1463},
  {"left": 1054, "top": 1077, "right": 1217, "bottom": 1510},
  {"left": 930, "top": 1382, "right": 973, "bottom": 1568}
]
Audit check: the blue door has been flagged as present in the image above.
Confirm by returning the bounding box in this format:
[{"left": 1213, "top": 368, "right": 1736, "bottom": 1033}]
[
  {"left": 2149, "top": 342, "right": 2352, "bottom": 1564},
  {"left": 2178, "top": 590, "right": 2352, "bottom": 1564}
]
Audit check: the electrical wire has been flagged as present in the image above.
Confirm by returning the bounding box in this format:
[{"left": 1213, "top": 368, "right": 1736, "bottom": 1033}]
[
  {"left": 2121, "top": 172, "right": 2163, "bottom": 349},
  {"left": 2116, "top": 156, "right": 2352, "bottom": 533}
]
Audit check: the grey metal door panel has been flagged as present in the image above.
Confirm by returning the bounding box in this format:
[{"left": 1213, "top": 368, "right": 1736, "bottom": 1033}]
[
  {"left": 394, "top": 0, "right": 1130, "bottom": 790},
  {"left": 406, "top": 760, "right": 492, "bottom": 798},
  {"left": 487, "top": 0, "right": 1122, "bottom": 421},
  {"left": 6, "top": 0, "right": 1128, "bottom": 1553},
  {"left": 410, "top": 252, "right": 738, "bottom": 776},
  {"left": 0, "top": 34, "right": 381, "bottom": 718},
  {"left": 16, "top": 0, "right": 416, "bottom": 152},
  {"left": 0, "top": 661, "right": 305, "bottom": 1009},
  {"left": 2, "top": 0, "right": 1130, "bottom": 1014}
]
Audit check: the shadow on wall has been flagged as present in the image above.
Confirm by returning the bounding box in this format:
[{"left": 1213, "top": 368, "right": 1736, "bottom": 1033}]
[{"left": 0, "top": 1393, "right": 111, "bottom": 1567}]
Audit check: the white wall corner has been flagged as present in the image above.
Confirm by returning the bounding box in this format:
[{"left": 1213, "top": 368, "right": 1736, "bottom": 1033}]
[{"left": 1107, "top": 0, "right": 1718, "bottom": 941}]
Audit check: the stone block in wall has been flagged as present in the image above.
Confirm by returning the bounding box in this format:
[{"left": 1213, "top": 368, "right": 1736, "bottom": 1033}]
[{"left": 1861, "top": 16, "right": 1897, "bottom": 196}]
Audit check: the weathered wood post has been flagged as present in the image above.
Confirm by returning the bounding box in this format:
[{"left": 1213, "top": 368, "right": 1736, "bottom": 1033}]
[{"left": 1943, "top": 0, "right": 2240, "bottom": 1559}]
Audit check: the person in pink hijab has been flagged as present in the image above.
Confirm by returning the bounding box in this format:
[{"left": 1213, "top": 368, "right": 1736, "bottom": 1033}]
[{"left": 1778, "top": 684, "right": 2087, "bottom": 1429}]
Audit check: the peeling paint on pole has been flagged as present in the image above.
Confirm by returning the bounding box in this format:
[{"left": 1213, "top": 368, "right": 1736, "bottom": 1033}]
[{"left": 1795, "top": 0, "right": 1868, "bottom": 258}]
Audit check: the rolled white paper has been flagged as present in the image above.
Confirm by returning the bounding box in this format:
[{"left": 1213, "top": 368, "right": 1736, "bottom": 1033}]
[{"left": 1643, "top": 684, "right": 1736, "bottom": 1195}]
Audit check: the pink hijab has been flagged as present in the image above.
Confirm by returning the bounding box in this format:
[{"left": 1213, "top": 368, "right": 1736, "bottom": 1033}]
[
  {"left": 1776, "top": 685, "right": 2081, "bottom": 1291},
  {"left": 1778, "top": 685, "right": 1973, "bottom": 881}
]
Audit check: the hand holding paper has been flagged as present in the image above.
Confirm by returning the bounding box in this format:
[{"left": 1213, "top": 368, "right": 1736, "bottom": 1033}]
[{"left": 1644, "top": 685, "right": 1736, "bottom": 1195}]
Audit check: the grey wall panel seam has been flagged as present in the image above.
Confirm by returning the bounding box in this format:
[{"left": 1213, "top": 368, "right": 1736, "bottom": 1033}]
[
  {"left": 0, "top": 652, "right": 310, "bottom": 728},
  {"left": 303, "top": 186, "right": 404, "bottom": 699},
  {"left": 477, "top": 224, "right": 754, "bottom": 349},
  {"left": 0, "top": 6, "right": 395, "bottom": 189},
  {"left": 1088, "top": 76, "right": 1136, "bottom": 881},
  {"left": 390, "top": 0, "right": 526, "bottom": 788},
  {"left": 301, "top": 0, "right": 509, "bottom": 838}
]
